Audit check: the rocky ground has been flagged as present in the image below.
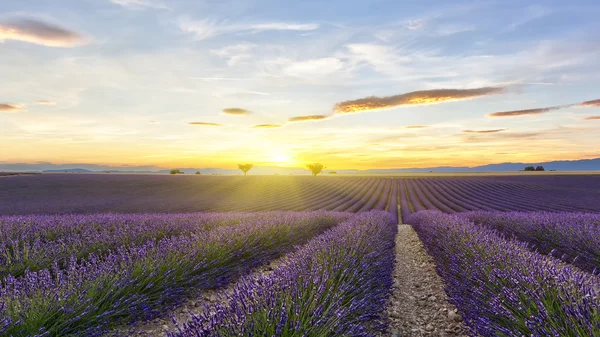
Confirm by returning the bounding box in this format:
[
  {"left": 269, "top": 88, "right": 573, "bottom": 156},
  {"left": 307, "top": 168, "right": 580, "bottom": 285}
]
[{"left": 385, "top": 225, "right": 468, "bottom": 337}]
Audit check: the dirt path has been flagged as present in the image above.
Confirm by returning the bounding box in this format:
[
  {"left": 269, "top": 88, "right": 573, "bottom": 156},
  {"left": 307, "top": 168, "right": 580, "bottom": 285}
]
[{"left": 385, "top": 225, "right": 469, "bottom": 337}]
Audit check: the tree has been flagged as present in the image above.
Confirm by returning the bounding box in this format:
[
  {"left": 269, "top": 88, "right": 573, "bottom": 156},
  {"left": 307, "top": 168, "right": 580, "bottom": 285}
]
[
  {"left": 238, "top": 164, "right": 254, "bottom": 176},
  {"left": 535, "top": 166, "right": 545, "bottom": 171},
  {"left": 524, "top": 166, "right": 535, "bottom": 171},
  {"left": 195, "top": 171, "right": 201, "bottom": 175},
  {"left": 170, "top": 169, "right": 184, "bottom": 174},
  {"left": 307, "top": 163, "right": 325, "bottom": 176}
]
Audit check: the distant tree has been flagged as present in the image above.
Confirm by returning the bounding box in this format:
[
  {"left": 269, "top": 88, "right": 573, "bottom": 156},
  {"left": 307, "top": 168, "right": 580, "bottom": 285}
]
[
  {"left": 535, "top": 166, "right": 545, "bottom": 171},
  {"left": 170, "top": 169, "right": 184, "bottom": 174},
  {"left": 238, "top": 164, "right": 254, "bottom": 176},
  {"left": 307, "top": 163, "right": 325, "bottom": 176},
  {"left": 524, "top": 166, "right": 535, "bottom": 171},
  {"left": 195, "top": 171, "right": 201, "bottom": 175},
  {"left": 328, "top": 171, "right": 337, "bottom": 174}
]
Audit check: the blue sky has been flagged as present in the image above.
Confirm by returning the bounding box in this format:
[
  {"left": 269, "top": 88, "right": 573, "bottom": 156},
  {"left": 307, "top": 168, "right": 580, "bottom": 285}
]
[{"left": 1, "top": 0, "right": 600, "bottom": 169}]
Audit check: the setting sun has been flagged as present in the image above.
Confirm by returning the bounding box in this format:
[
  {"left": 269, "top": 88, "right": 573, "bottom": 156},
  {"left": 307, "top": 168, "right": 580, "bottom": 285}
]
[{"left": 267, "top": 151, "right": 293, "bottom": 166}]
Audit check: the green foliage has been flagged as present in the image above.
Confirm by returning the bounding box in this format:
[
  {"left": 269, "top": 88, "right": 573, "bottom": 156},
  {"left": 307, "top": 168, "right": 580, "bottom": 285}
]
[
  {"left": 535, "top": 166, "right": 545, "bottom": 171},
  {"left": 238, "top": 164, "right": 254, "bottom": 175},
  {"left": 195, "top": 171, "right": 201, "bottom": 175},
  {"left": 170, "top": 169, "right": 184, "bottom": 174},
  {"left": 524, "top": 166, "right": 535, "bottom": 171},
  {"left": 307, "top": 163, "right": 325, "bottom": 176}
]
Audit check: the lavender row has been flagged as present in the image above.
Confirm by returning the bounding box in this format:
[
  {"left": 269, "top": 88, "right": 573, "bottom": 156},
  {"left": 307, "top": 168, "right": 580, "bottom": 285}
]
[
  {"left": 168, "top": 211, "right": 396, "bottom": 337},
  {"left": 0, "top": 211, "right": 349, "bottom": 336},
  {"left": 461, "top": 211, "right": 600, "bottom": 274},
  {"left": 408, "top": 211, "right": 600, "bottom": 336},
  {"left": 0, "top": 212, "right": 299, "bottom": 277}
]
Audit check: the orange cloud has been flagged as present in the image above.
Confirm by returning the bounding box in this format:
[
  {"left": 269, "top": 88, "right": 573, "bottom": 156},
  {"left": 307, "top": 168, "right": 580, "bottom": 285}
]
[
  {"left": 253, "top": 124, "right": 282, "bottom": 128},
  {"left": 583, "top": 116, "right": 600, "bottom": 120},
  {"left": 0, "top": 103, "right": 23, "bottom": 113},
  {"left": 462, "top": 129, "right": 506, "bottom": 133},
  {"left": 579, "top": 99, "right": 600, "bottom": 107},
  {"left": 36, "top": 100, "right": 56, "bottom": 105},
  {"left": 334, "top": 87, "right": 504, "bottom": 113},
  {"left": 405, "top": 125, "right": 429, "bottom": 129},
  {"left": 288, "top": 115, "right": 331, "bottom": 122},
  {"left": 223, "top": 108, "right": 251, "bottom": 115},
  {"left": 187, "top": 122, "right": 223, "bottom": 126},
  {"left": 0, "top": 18, "right": 85, "bottom": 47}
]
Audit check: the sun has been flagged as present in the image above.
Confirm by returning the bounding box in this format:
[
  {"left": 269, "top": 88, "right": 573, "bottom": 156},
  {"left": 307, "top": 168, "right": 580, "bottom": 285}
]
[{"left": 267, "top": 151, "right": 293, "bottom": 166}]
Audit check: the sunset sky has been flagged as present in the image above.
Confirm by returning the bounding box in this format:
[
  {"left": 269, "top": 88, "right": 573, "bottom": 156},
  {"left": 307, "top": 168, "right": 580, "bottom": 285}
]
[{"left": 1, "top": 0, "right": 600, "bottom": 170}]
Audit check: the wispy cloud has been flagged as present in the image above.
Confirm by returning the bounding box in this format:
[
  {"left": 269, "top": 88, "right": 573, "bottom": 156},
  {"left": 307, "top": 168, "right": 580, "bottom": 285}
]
[
  {"left": 187, "top": 122, "right": 223, "bottom": 126},
  {"left": 0, "top": 103, "right": 23, "bottom": 113},
  {"left": 0, "top": 18, "right": 85, "bottom": 47},
  {"left": 579, "top": 99, "right": 600, "bottom": 107},
  {"left": 405, "top": 125, "right": 429, "bottom": 129},
  {"left": 334, "top": 87, "right": 504, "bottom": 113},
  {"left": 407, "top": 19, "right": 425, "bottom": 30},
  {"left": 179, "top": 18, "right": 319, "bottom": 41},
  {"left": 488, "top": 98, "right": 600, "bottom": 117},
  {"left": 110, "top": 0, "right": 167, "bottom": 9},
  {"left": 253, "top": 124, "right": 282, "bottom": 129},
  {"left": 36, "top": 100, "right": 56, "bottom": 105},
  {"left": 487, "top": 106, "right": 563, "bottom": 117},
  {"left": 583, "top": 116, "right": 600, "bottom": 120},
  {"left": 211, "top": 43, "right": 256, "bottom": 67},
  {"left": 223, "top": 108, "right": 251, "bottom": 116},
  {"left": 462, "top": 129, "right": 506, "bottom": 134},
  {"left": 288, "top": 115, "right": 331, "bottom": 122}
]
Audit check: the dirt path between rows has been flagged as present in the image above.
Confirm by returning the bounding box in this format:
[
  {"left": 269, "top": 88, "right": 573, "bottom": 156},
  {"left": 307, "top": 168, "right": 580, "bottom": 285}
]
[{"left": 385, "top": 225, "right": 469, "bottom": 337}]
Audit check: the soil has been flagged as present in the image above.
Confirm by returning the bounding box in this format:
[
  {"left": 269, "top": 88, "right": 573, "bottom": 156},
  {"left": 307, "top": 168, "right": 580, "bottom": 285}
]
[{"left": 384, "top": 225, "right": 469, "bottom": 337}]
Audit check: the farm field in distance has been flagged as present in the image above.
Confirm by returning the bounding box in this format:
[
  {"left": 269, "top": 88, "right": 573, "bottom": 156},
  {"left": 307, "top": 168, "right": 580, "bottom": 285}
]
[{"left": 1, "top": 173, "right": 600, "bottom": 336}]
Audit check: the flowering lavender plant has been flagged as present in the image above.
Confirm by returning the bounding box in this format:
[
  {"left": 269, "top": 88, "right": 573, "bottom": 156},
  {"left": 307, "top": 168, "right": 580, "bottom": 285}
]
[{"left": 169, "top": 211, "right": 396, "bottom": 337}]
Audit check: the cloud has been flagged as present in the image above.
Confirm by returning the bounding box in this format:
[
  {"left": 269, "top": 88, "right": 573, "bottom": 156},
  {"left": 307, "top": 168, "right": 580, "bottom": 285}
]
[
  {"left": 0, "top": 103, "right": 23, "bottom": 113},
  {"left": 253, "top": 124, "right": 282, "bottom": 129},
  {"left": 149, "top": 120, "right": 160, "bottom": 124},
  {"left": 36, "top": 100, "right": 56, "bottom": 105},
  {"left": 0, "top": 18, "right": 85, "bottom": 47},
  {"left": 487, "top": 106, "right": 565, "bottom": 117},
  {"left": 579, "top": 99, "right": 600, "bottom": 107},
  {"left": 583, "top": 116, "right": 600, "bottom": 120},
  {"left": 187, "top": 122, "right": 223, "bottom": 126},
  {"left": 488, "top": 98, "right": 600, "bottom": 117},
  {"left": 110, "top": 0, "right": 167, "bottom": 9},
  {"left": 334, "top": 87, "right": 504, "bottom": 113},
  {"left": 407, "top": 19, "right": 425, "bottom": 30},
  {"left": 405, "top": 125, "right": 429, "bottom": 129},
  {"left": 462, "top": 129, "right": 507, "bottom": 134},
  {"left": 288, "top": 115, "right": 331, "bottom": 122},
  {"left": 179, "top": 18, "right": 318, "bottom": 41},
  {"left": 223, "top": 108, "right": 251, "bottom": 116}
]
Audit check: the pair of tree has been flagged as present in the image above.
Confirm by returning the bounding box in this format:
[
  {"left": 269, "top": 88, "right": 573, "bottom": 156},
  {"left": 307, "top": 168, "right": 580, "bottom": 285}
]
[
  {"left": 524, "top": 166, "right": 545, "bottom": 171},
  {"left": 237, "top": 163, "right": 326, "bottom": 176}
]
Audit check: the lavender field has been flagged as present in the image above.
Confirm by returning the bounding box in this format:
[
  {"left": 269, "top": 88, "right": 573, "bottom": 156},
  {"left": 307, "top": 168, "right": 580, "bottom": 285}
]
[{"left": 1, "top": 173, "right": 600, "bottom": 336}]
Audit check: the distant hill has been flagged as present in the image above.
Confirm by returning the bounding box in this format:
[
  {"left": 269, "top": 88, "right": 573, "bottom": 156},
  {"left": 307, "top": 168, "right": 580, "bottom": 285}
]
[
  {"left": 43, "top": 168, "right": 93, "bottom": 173},
  {"left": 3, "top": 157, "right": 599, "bottom": 174}
]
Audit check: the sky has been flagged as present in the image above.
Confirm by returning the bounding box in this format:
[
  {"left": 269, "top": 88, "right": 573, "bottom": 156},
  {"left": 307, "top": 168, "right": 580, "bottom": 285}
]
[{"left": 1, "top": 0, "right": 600, "bottom": 170}]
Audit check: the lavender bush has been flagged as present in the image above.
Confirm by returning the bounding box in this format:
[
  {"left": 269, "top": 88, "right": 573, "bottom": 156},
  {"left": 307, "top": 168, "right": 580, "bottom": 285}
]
[
  {"left": 169, "top": 211, "right": 396, "bottom": 337},
  {"left": 0, "top": 211, "right": 349, "bottom": 336},
  {"left": 408, "top": 211, "right": 600, "bottom": 336},
  {"left": 462, "top": 211, "right": 600, "bottom": 274}
]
